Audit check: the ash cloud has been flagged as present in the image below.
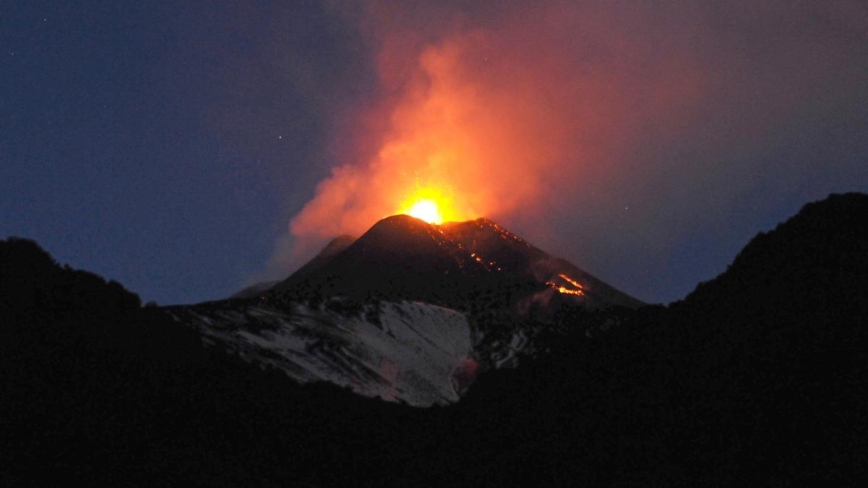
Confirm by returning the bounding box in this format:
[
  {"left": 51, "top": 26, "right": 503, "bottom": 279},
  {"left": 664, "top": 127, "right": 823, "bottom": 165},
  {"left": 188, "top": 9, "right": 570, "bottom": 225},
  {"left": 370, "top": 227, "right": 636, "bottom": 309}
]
[{"left": 274, "top": 0, "right": 868, "bottom": 302}]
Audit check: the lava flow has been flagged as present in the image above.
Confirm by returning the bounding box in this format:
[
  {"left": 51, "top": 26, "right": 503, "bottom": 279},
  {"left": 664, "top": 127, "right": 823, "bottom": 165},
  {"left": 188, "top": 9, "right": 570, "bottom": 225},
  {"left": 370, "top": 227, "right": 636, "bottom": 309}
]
[{"left": 547, "top": 273, "right": 585, "bottom": 296}]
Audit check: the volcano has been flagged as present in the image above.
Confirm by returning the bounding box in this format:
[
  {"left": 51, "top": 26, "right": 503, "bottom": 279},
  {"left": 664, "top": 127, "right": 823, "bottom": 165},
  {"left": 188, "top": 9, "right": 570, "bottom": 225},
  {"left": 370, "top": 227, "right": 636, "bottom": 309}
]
[
  {"left": 3, "top": 194, "right": 866, "bottom": 485},
  {"left": 170, "top": 215, "right": 641, "bottom": 406},
  {"left": 273, "top": 215, "right": 642, "bottom": 311}
]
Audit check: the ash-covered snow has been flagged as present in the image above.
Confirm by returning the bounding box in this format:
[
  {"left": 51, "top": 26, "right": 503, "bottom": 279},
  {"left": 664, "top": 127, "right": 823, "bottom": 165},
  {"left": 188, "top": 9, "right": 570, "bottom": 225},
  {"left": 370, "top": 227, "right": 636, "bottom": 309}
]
[{"left": 173, "top": 300, "right": 474, "bottom": 406}]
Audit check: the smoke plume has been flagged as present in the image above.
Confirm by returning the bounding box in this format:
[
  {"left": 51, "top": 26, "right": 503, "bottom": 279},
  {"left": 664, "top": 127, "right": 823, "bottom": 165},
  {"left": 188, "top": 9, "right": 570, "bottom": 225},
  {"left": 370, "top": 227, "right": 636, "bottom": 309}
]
[{"left": 276, "top": 0, "right": 868, "bottom": 301}]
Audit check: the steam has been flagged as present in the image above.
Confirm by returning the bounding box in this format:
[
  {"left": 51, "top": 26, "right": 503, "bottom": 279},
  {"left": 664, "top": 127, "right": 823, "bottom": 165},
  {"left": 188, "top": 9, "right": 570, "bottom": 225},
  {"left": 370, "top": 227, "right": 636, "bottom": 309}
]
[
  {"left": 289, "top": 2, "right": 704, "bottom": 243},
  {"left": 274, "top": 1, "right": 868, "bottom": 300}
]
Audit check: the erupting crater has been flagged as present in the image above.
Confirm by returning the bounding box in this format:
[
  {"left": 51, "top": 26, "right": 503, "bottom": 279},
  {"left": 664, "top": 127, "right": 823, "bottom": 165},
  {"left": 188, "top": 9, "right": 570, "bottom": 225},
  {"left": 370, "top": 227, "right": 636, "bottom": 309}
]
[
  {"left": 404, "top": 199, "right": 443, "bottom": 224},
  {"left": 396, "top": 187, "right": 467, "bottom": 225}
]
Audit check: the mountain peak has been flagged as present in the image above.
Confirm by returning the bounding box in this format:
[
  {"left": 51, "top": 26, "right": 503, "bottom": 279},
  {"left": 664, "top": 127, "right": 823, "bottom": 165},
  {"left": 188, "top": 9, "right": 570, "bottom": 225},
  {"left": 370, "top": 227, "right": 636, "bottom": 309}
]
[
  {"left": 684, "top": 192, "right": 868, "bottom": 308},
  {"left": 274, "top": 214, "right": 642, "bottom": 310}
]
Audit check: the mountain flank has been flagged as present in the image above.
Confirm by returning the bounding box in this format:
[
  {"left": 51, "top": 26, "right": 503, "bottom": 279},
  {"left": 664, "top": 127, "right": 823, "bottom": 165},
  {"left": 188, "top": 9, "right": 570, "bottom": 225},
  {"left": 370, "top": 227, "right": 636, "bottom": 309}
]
[{"left": 1, "top": 192, "right": 865, "bottom": 485}]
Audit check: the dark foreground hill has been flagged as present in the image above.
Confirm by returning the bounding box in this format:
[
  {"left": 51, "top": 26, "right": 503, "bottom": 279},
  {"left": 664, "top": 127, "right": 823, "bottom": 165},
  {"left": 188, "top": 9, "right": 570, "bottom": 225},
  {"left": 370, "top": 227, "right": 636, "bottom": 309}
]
[
  {"left": 439, "top": 192, "right": 868, "bottom": 485},
  {"left": 1, "top": 192, "right": 866, "bottom": 486}
]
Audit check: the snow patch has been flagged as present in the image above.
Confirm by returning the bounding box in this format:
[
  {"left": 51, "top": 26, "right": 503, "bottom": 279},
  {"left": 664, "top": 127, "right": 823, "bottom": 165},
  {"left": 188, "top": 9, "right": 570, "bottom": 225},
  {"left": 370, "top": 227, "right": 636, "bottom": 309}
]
[{"left": 181, "top": 300, "right": 473, "bottom": 407}]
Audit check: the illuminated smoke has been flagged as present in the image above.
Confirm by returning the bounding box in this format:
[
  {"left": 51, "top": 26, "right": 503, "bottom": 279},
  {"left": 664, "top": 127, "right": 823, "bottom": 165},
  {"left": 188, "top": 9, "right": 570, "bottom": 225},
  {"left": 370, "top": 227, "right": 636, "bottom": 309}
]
[
  {"left": 290, "top": 2, "right": 704, "bottom": 237},
  {"left": 276, "top": 0, "right": 867, "bottom": 299}
]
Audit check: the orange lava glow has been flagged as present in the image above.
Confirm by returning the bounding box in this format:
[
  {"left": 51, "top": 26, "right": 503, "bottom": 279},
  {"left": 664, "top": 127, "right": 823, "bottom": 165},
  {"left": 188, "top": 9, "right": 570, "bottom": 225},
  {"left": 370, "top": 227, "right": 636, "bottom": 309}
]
[
  {"left": 547, "top": 273, "right": 585, "bottom": 296},
  {"left": 403, "top": 199, "right": 442, "bottom": 224},
  {"left": 396, "top": 187, "right": 462, "bottom": 225},
  {"left": 553, "top": 285, "right": 584, "bottom": 296},
  {"left": 277, "top": 2, "right": 707, "bottom": 272},
  {"left": 558, "top": 274, "right": 584, "bottom": 290}
]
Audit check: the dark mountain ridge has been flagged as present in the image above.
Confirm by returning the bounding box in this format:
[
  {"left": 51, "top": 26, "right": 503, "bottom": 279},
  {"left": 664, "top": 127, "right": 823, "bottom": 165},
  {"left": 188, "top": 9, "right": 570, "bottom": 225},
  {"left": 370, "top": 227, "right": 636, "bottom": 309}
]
[
  {"left": 173, "top": 216, "right": 643, "bottom": 403},
  {"left": 274, "top": 215, "right": 643, "bottom": 313},
  {"left": 415, "top": 192, "right": 868, "bottom": 485},
  {"left": 1, "top": 192, "right": 865, "bottom": 485}
]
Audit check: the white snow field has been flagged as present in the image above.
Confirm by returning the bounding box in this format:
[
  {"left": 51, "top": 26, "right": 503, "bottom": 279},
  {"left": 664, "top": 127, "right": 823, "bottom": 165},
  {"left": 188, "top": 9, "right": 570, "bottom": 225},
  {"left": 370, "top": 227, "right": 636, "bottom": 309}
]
[{"left": 175, "top": 300, "right": 475, "bottom": 406}]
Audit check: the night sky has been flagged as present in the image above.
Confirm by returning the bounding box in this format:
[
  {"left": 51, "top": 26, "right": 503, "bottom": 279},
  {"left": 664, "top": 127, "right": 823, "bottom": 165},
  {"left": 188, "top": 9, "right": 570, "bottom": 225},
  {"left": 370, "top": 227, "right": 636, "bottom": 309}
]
[{"left": 3, "top": 1, "right": 867, "bottom": 306}]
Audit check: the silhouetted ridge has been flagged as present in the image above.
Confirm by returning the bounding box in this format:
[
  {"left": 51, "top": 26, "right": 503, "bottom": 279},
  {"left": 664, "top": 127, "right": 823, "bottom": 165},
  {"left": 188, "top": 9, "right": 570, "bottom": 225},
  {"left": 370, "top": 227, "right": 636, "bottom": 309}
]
[
  {"left": 0, "top": 237, "right": 430, "bottom": 486},
  {"left": 683, "top": 192, "right": 868, "bottom": 311},
  {"left": 2, "top": 193, "right": 866, "bottom": 485},
  {"left": 275, "top": 215, "right": 470, "bottom": 304},
  {"left": 343, "top": 214, "right": 454, "bottom": 266},
  {"left": 235, "top": 235, "right": 357, "bottom": 299},
  {"left": 230, "top": 279, "right": 280, "bottom": 299},
  {"left": 440, "top": 218, "right": 644, "bottom": 309},
  {"left": 434, "top": 192, "right": 868, "bottom": 485},
  {"left": 0, "top": 237, "right": 141, "bottom": 319},
  {"left": 654, "top": 192, "right": 868, "bottom": 483},
  {"left": 275, "top": 214, "right": 642, "bottom": 311}
]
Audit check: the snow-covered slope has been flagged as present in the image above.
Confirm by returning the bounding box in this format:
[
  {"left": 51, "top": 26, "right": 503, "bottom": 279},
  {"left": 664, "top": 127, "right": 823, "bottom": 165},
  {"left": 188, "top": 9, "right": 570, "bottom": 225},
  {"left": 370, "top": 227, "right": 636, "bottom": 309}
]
[
  {"left": 170, "top": 215, "right": 642, "bottom": 407},
  {"left": 171, "top": 299, "right": 476, "bottom": 406}
]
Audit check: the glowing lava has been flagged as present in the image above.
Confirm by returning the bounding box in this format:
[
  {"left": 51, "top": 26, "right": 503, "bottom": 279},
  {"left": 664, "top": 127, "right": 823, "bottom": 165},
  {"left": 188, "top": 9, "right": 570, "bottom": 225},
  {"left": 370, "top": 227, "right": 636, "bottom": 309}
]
[
  {"left": 547, "top": 273, "right": 585, "bottom": 296},
  {"left": 405, "top": 199, "right": 443, "bottom": 224},
  {"left": 397, "top": 187, "right": 465, "bottom": 225}
]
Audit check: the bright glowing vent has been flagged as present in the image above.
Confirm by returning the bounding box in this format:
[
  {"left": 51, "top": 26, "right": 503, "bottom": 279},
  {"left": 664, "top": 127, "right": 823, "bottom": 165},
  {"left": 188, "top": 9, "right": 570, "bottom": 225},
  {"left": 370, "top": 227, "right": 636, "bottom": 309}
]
[
  {"left": 397, "top": 187, "right": 462, "bottom": 225},
  {"left": 405, "top": 199, "right": 443, "bottom": 224}
]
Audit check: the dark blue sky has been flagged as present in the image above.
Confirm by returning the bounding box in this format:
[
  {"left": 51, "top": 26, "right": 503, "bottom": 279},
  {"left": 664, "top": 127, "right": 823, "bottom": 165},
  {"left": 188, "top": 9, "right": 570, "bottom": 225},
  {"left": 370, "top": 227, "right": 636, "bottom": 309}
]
[
  {"left": 2, "top": 1, "right": 371, "bottom": 304},
  {"left": 3, "top": 1, "right": 867, "bottom": 305}
]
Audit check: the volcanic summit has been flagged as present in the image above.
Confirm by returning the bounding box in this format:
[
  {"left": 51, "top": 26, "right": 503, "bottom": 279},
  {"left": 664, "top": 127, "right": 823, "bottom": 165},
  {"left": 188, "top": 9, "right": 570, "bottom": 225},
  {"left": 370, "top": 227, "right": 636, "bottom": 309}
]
[{"left": 170, "top": 215, "right": 642, "bottom": 406}]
